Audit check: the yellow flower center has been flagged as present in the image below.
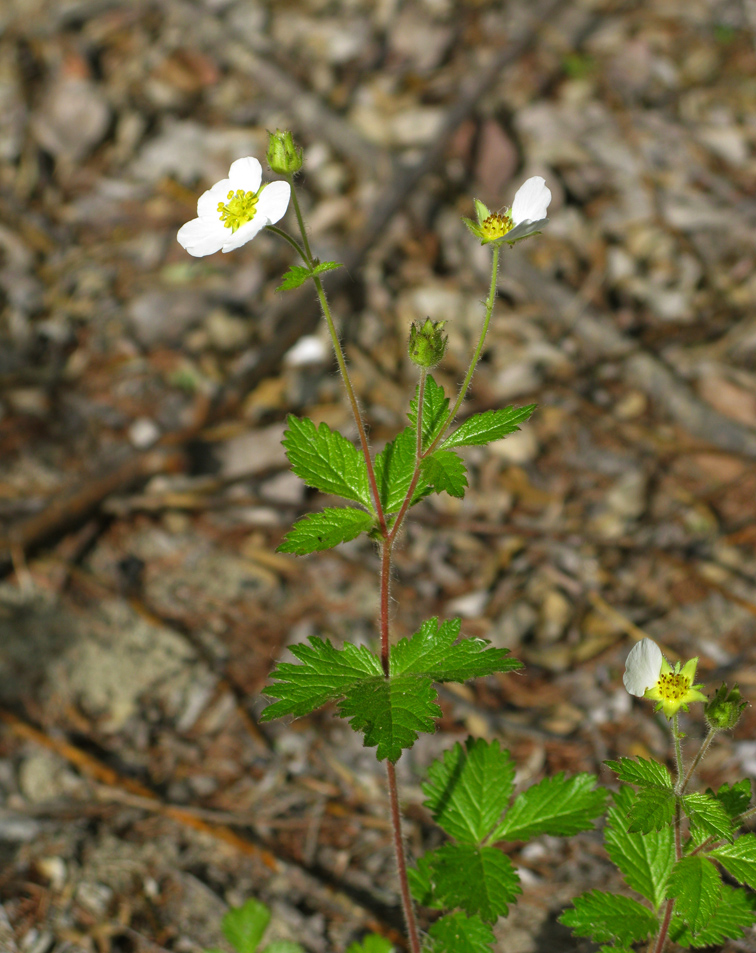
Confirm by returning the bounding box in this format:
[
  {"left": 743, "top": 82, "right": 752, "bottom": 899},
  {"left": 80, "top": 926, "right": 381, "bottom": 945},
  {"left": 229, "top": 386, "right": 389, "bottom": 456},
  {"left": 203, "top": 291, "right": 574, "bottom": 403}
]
[
  {"left": 217, "top": 189, "right": 259, "bottom": 232},
  {"left": 656, "top": 671, "right": 690, "bottom": 702},
  {"left": 480, "top": 212, "right": 513, "bottom": 241}
]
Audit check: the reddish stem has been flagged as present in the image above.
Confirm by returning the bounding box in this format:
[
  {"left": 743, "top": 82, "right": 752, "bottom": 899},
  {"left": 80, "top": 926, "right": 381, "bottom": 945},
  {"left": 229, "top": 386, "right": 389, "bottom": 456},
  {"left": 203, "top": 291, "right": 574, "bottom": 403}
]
[{"left": 387, "top": 760, "right": 423, "bottom": 953}]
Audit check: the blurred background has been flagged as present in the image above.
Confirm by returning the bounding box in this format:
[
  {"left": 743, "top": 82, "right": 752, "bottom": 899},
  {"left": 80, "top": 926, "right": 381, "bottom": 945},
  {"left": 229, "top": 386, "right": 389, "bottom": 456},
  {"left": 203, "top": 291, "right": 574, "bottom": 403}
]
[{"left": 1, "top": 0, "right": 756, "bottom": 949}]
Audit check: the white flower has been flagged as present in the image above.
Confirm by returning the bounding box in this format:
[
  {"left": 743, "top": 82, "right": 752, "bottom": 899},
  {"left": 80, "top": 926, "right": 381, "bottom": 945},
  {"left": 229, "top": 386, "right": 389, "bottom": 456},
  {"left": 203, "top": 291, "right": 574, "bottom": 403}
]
[
  {"left": 464, "top": 176, "right": 552, "bottom": 245},
  {"left": 177, "top": 157, "right": 291, "bottom": 257},
  {"left": 506, "top": 176, "right": 552, "bottom": 242},
  {"left": 623, "top": 638, "right": 663, "bottom": 697}
]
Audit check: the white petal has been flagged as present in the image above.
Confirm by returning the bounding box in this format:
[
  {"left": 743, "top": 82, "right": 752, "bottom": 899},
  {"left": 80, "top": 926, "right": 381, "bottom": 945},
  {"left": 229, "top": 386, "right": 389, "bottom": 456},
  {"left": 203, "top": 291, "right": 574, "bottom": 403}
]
[
  {"left": 623, "top": 638, "right": 663, "bottom": 696},
  {"left": 257, "top": 180, "right": 291, "bottom": 225},
  {"left": 197, "top": 178, "right": 232, "bottom": 218},
  {"left": 511, "top": 176, "right": 552, "bottom": 226},
  {"left": 177, "top": 216, "right": 228, "bottom": 257},
  {"left": 505, "top": 218, "right": 549, "bottom": 242},
  {"left": 228, "top": 156, "right": 262, "bottom": 193},
  {"left": 221, "top": 213, "right": 267, "bottom": 253}
]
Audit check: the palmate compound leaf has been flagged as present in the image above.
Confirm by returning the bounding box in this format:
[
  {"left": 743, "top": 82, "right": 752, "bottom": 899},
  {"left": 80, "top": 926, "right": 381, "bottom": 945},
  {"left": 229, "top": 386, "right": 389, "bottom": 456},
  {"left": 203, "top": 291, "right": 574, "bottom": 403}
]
[
  {"left": 605, "top": 785, "right": 675, "bottom": 910},
  {"left": 221, "top": 899, "right": 270, "bottom": 953},
  {"left": 260, "top": 637, "right": 382, "bottom": 721},
  {"left": 276, "top": 260, "right": 343, "bottom": 291},
  {"left": 390, "top": 617, "right": 522, "bottom": 682},
  {"left": 426, "top": 912, "right": 495, "bottom": 953},
  {"left": 489, "top": 772, "right": 607, "bottom": 842},
  {"left": 440, "top": 404, "right": 536, "bottom": 450},
  {"left": 626, "top": 786, "right": 676, "bottom": 834},
  {"left": 709, "top": 779, "right": 752, "bottom": 820},
  {"left": 408, "top": 374, "right": 450, "bottom": 452},
  {"left": 409, "top": 844, "right": 521, "bottom": 922},
  {"left": 682, "top": 791, "right": 735, "bottom": 842},
  {"left": 605, "top": 756, "right": 673, "bottom": 789},
  {"left": 375, "top": 426, "right": 430, "bottom": 514},
  {"left": 421, "top": 738, "right": 516, "bottom": 845},
  {"left": 277, "top": 507, "right": 374, "bottom": 555},
  {"left": 338, "top": 674, "right": 440, "bottom": 763},
  {"left": 345, "top": 935, "right": 394, "bottom": 953},
  {"left": 666, "top": 856, "right": 721, "bottom": 937},
  {"left": 669, "top": 883, "right": 756, "bottom": 949},
  {"left": 710, "top": 833, "right": 756, "bottom": 889},
  {"left": 420, "top": 450, "right": 468, "bottom": 498},
  {"left": 283, "top": 416, "right": 373, "bottom": 509},
  {"left": 558, "top": 891, "right": 658, "bottom": 946}
]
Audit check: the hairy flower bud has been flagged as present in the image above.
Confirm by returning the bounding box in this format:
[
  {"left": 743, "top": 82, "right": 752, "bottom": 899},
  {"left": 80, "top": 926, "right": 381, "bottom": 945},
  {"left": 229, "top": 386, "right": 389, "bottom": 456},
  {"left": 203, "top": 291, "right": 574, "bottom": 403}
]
[
  {"left": 267, "top": 129, "right": 303, "bottom": 175},
  {"left": 409, "top": 318, "right": 447, "bottom": 368},
  {"left": 705, "top": 683, "right": 748, "bottom": 731}
]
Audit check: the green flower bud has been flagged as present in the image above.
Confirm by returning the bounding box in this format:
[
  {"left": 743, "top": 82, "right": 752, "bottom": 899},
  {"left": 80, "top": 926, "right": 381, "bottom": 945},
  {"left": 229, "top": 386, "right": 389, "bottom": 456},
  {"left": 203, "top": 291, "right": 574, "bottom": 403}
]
[
  {"left": 705, "top": 683, "right": 748, "bottom": 731},
  {"left": 409, "top": 318, "right": 447, "bottom": 368},
  {"left": 267, "top": 129, "right": 303, "bottom": 175}
]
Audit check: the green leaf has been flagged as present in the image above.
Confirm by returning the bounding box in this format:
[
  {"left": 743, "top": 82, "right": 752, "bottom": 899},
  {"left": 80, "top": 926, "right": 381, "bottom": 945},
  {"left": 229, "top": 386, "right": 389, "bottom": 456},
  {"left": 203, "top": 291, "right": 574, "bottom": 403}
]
[
  {"left": 414, "top": 844, "right": 521, "bottom": 922},
  {"left": 409, "top": 374, "right": 449, "bottom": 451},
  {"left": 276, "top": 260, "right": 343, "bottom": 291},
  {"left": 605, "top": 756, "right": 673, "bottom": 789},
  {"left": 422, "top": 738, "right": 516, "bottom": 844},
  {"left": 558, "top": 890, "right": 658, "bottom": 945},
  {"left": 491, "top": 772, "right": 606, "bottom": 842},
  {"left": 709, "top": 779, "right": 752, "bottom": 820},
  {"left": 345, "top": 936, "right": 393, "bottom": 953},
  {"left": 666, "top": 856, "right": 721, "bottom": 936},
  {"left": 421, "top": 450, "right": 468, "bottom": 498},
  {"left": 264, "top": 945, "right": 305, "bottom": 953},
  {"left": 683, "top": 791, "right": 734, "bottom": 842},
  {"left": 626, "top": 787, "right": 676, "bottom": 834},
  {"left": 283, "top": 416, "right": 372, "bottom": 509},
  {"left": 669, "top": 883, "right": 756, "bottom": 948},
  {"left": 222, "top": 899, "right": 270, "bottom": 953},
  {"left": 277, "top": 508, "right": 374, "bottom": 555},
  {"left": 426, "top": 912, "right": 495, "bottom": 953},
  {"left": 710, "top": 833, "right": 756, "bottom": 889},
  {"left": 339, "top": 674, "right": 440, "bottom": 762},
  {"left": 441, "top": 405, "right": 536, "bottom": 450},
  {"left": 260, "top": 637, "right": 382, "bottom": 721},
  {"left": 277, "top": 265, "right": 312, "bottom": 291},
  {"left": 391, "top": 617, "right": 522, "bottom": 683},
  {"left": 605, "top": 785, "right": 675, "bottom": 910},
  {"left": 375, "top": 427, "right": 428, "bottom": 514}
]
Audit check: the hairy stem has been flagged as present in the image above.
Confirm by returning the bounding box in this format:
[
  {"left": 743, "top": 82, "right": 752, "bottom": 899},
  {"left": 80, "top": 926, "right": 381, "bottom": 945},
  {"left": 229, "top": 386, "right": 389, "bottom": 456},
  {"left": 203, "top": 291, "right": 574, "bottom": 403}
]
[
  {"left": 428, "top": 243, "right": 500, "bottom": 454},
  {"left": 649, "top": 899, "right": 675, "bottom": 953},
  {"left": 286, "top": 177, "right": 387, "bottom": 536},
  {"left": 650, "top": 717, "right": 685, "bottom": 953},
  {"left": 387, "top": 760, "right": 422, "bottom": 953},
  {"left": 680, "top": 727, "right": 717, "bottom": 795}
]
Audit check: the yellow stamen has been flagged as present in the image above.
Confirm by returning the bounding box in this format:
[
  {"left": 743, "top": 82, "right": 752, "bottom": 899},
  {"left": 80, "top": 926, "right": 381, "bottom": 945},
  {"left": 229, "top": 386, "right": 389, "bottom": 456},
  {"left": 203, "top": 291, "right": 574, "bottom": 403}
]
[
  {"left": 480, "top": 212, "right": 513, "bottom": 242},
  {"left": 217, "top": 189, "right": 259, "bottom": 232},
  {"left": 656, "top": 671, "right": 690, "bottom": 703}
]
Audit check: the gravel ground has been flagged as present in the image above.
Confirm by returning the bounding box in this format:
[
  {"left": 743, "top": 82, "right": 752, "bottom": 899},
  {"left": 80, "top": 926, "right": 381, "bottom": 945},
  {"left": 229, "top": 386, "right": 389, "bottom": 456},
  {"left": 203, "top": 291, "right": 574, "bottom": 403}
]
[{"left": 1, "top": 0, "right": 756, "bottom": 950}]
